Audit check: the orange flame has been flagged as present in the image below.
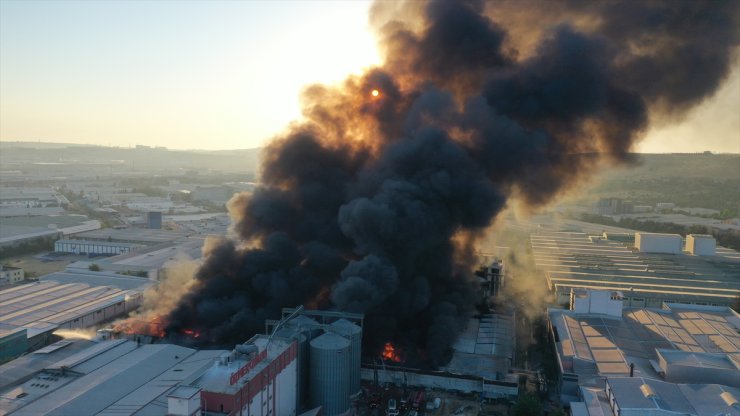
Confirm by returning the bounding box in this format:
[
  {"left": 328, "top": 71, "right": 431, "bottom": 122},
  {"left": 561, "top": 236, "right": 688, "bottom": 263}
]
[
  {"left": 381, "top": 342, "right": 403, "bottom": 362},
  {"left": 113, "top": 315, "right": 166, "bottom": 338},
  {"left": 183, "top": 329, "right": 201, "bottom": 339}
]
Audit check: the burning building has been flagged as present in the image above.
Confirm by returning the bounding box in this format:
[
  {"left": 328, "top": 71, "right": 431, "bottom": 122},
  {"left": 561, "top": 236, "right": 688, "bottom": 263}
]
[{"left": 163, "top": 0, "right": 740, "bottom": 369}]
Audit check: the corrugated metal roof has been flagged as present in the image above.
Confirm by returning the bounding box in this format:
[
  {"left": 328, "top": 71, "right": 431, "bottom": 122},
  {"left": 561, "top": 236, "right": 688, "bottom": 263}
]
[
  {"left": 532, "top": 231, "right": 740, "bottom": 303},
  {"left": 12, "top": 342, "right": 206, "bottom": 416}
]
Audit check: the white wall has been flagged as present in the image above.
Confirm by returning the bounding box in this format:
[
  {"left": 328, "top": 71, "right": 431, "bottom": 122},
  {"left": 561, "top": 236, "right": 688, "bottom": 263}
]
[
  {"left": 571, "top": 290, "right": 623, "bottom": 317},
  {"left": 276, "top": 360, "right": 297, "bottom": 416}
]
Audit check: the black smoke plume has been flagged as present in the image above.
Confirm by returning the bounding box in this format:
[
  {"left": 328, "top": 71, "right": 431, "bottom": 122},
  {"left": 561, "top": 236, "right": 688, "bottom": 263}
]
[{"left": 167, "top": 0, "right": 739, "bottom": 367}]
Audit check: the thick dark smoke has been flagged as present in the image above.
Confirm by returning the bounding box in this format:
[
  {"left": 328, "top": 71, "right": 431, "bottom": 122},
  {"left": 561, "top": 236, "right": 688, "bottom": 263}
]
[{"left": 167, "top": 0, "right": 739, "bottom": 367}]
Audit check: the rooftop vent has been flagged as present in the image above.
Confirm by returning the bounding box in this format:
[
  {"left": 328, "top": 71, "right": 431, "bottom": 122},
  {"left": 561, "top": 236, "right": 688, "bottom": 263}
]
[
  {"left": 720, "top": 391, "right": 740, "bottom": 409},
  {"left": 640, "top": 384, "right": 657, "bottom": 399}
]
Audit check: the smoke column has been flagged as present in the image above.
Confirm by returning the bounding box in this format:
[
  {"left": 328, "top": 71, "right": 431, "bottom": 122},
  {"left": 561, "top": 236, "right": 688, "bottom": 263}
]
[{"left": 167, "top": 0, "right": 739, "bottom": 367}]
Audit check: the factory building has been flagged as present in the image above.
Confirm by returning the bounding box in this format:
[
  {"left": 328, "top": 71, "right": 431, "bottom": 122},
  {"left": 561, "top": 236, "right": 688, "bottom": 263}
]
[
  {"left": 549, "top": 290, "right": 740, "bottom": 415},
  {"left": 0, "top": 271, "right": 151, "bottom": 359},
  {"left": 0, "top": 187, "right": 62, "bottom": 208},
  {"left": 362, "top": 312, "right": 519, "bottom": 399},
  {"left": 0, "top": 338, "right": 225, "bottom": 415},
  {"left": 70, "top": 228, "right": 189, "bottom": 246},
  {"left": 0, "top": 215, "right": 100, "bottom": 250},
  {"left": 532, "top": 231, "right": 740, "bottom": 308},
  {"left": 198, "top": 335, "right": 299, "bottom": 416},
  {"left": 0, "top": 307, "right": 363, "bottom": 416},
  {"left": 581, "top": 377, "right": 740, "bottom": 416},
  {"left": 54, "top": 239, "right": 144, "bottom": 255}
]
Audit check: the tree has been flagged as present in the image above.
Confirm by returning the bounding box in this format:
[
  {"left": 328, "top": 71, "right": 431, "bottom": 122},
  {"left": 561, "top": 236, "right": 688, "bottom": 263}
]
[
  {"left": 549, "top": 408, "right": 567, "bottom": 416},
  {"left": 88, "top": 263, "right": 101, "bottom": 271},
  {"left": 513, "top": 393, "right": 543, "bottom": 416}
]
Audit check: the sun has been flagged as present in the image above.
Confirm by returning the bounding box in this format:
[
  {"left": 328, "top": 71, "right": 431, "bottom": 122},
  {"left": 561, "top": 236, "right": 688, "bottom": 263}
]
[{"left": 371, "top": 89, "right": 380, "bottom": 97}]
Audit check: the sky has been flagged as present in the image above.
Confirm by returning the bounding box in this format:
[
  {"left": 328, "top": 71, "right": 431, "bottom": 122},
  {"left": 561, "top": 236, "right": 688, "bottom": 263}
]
[{"left": 1, "top": 0, "right": 738, "bottom": 153}]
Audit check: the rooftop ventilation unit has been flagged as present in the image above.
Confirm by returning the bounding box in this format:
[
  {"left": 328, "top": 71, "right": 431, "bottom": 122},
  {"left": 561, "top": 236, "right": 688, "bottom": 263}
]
[
  {"left": 640, "top": 383, "right": 657, "bottom": 399},
  {"left": 720, "top": 391, "right": 740, "bottom": 409}
]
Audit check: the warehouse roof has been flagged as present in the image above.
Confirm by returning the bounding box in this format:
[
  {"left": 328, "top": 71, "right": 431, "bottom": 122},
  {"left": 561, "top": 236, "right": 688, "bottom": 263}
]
[
  {"left": 606, "top": 377, "right": 740, "bottom": 416},
  {"left": 0, "top": 271, "right": 152, "bottom": 338},
  {"left": 1, "top": 340, "right": 224, "bottom": 416},
  {"left": 550, "top": 301, "right": 740, "bottom": 386},
  {"left": 55, "top": 238, "right": 143, "bottom": 248},
  {"left": 533, "top": 231, "right": 740, "bottom": 304},
  {"left": 72, "top": 228, "right": 188, "bottom": 244},
  {"left": 659, "top": 349, "right": 739, "bottom": 369},
  {"left": 0, "top": 339, "right": 95, "bottom": 391},
  {"left": 445, "top": 313, "right": 514, "bottom": 380}
]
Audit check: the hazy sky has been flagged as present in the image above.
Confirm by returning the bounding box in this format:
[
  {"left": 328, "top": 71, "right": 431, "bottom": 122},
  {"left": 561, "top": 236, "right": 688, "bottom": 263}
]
[{"left": 1, "top": 1, "right": 738, "bottom": 153}]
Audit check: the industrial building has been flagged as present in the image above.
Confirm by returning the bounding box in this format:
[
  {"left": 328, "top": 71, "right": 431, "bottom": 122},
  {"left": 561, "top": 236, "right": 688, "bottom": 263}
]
[
  {"left": 0, "top": 215, "right": 100, "bottom": 250},
  {"left": 0, "top": 338, "right": 225, "bottom": 415},
  {"left": 549, "top": 290, "right": 740, "bottom": 415},
  {"left": 0, "top": 270, "right": 152, "bottom": 359},
  {"left": 532, "top": 231, "right": 740, "bottom": 308},
  {"left": 0, "top": 265, "right": 24, "bottom": 286},
  {"left": 146, "top": 211, "right": 163, "bottom": 229},
  {"left": 576, "top": 376, "right": 740, "bottom": 416},
  {"left": 198, "top": 335, "right": 299, "bottom": 416},
  {"left": 266, "top": 308, "right": 365, "bottom": 415},
  {"left": 62, "top": 237, "right": 206, "bottom": 278},
  {"left": 0, "top": 306, "right": 364, "bottom": 416},
  {"left": 0, "top": 187, "right": 63, "bottom": 208},
  {"left": 70, "top": 228, "right": 189, "bottom": 246},
  {"left": 54, "top": 239, "right": 144, "bottom": 255},
  {"left": 362, "top": 312, "right": 519, "bottom": 399}
]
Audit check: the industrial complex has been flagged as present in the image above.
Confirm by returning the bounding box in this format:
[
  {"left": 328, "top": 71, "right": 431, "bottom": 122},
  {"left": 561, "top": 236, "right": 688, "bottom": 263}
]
[
  {"left": 0, "top": 152, "right": 738, "bottom": 416},
  {"left": 0, "top": 307, "right": 366, "bottom": 416},
  {"left": 550, "top": 289, "right": 740, "bottom": 416}
]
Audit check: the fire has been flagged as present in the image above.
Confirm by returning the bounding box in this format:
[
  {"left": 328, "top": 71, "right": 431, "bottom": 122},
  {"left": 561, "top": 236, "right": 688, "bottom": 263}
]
[
  {"left": 113, "top": 315, "right": 167, "bottom": 338},
  {"left": 371, "top": 89, "right": 380, "bottom": 97},
  {"left": 183, "top": 329, "right": 201, "bottom": 339},
  {"left": 381, "top": 342, "right": 403, "bottom": 363}
]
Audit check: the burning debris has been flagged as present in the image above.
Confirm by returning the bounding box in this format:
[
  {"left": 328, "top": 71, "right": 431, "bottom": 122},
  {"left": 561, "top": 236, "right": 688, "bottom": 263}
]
[
  {"left": 381, "top": 342, "right": 404, "bottom": 363},
  {"left": 112, "top": 316, "right": 167, "bottom": 339},
  {"left": 166, "top": 0, "right": 739, "bottom": 367}
]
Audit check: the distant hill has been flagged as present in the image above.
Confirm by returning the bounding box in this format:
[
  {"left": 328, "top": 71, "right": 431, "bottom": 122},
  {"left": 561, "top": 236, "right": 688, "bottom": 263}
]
[
  {"left": 588, "top": 153, "right": 740, "bottom": 212},
  {"left": 602, "top": 153, "right": 740, "bottom": 180},
  {"left": 0, "top": 141, "right": 261, "bottom": 174}
]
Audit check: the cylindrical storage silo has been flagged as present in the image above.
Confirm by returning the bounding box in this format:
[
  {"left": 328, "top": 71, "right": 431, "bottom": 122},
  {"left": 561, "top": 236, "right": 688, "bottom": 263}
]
[
  {"left": 309, "top": 332, "right": 351, "bottom": 416},
  {"left": 329, "top": 318, "right": 362, "bottom": 395},
  {"left": 286, "top": 315, "right": 322, "bottom": 341}
]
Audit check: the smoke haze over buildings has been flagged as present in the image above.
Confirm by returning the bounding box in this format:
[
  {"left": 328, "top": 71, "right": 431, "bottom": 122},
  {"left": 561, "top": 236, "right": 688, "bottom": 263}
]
[{"left": 166, "top": 0, "right": 739, "bottom": 367}]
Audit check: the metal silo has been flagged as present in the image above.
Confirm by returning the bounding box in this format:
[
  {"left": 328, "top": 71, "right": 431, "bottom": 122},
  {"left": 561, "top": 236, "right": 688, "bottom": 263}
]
[
  {"left": 309, "top": 332, "right": 351, "bottom": 416},
  {"left": 329, "top": 318, "right": 362, "bottom": 395},
  {"left": 286, "top": 314, "right": 321, "bottom": 341}
]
